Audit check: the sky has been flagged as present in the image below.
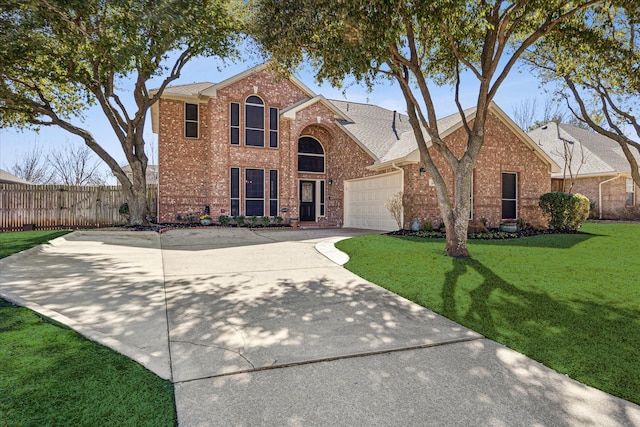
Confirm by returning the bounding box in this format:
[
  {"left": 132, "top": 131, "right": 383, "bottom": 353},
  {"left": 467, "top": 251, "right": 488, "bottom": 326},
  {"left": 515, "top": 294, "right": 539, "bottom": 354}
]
[{"left": 0, "top": 49, "right": 550, "bottom": 184}]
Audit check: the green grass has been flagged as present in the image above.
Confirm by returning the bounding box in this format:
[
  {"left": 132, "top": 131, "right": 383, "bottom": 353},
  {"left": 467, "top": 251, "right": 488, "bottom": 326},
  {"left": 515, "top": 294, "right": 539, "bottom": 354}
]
[
  {"left": 336, "top": 222, "right": 640, "bottom": 404},
  {"left": 0, "top": 230, "right": 71, "bottom": 259},
  {"left": 0, "top": 231, "right": 176, "bottom": 426}
]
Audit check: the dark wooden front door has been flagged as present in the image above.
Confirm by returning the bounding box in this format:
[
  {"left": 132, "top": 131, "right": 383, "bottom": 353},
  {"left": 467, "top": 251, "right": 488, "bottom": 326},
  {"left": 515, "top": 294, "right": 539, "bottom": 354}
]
[{"left": 300, "top": 181, "right": 316, "bottom": 221}]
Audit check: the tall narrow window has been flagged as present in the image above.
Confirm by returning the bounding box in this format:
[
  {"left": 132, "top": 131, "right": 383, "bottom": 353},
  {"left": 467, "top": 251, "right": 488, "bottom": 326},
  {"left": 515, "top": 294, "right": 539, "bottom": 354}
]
[
  {"left": 230, "top": 168, "right": 240, "bottom": 216},
  {"left": 269, "top": 107, "right": 279, "bottom": 148},
  {"left": 269, "top": 170, "right": 278, "bottom": 216},
  {"left": 245, "top": 169, "right": 264, "bottom": 216},
  {"left": 298, "top": 136, "right": 325, "bottom": 173},
  {"left": 230, "top": 102, "right": 240, "bottom": 145},
  {"left": 502, "top": 172, "right": 517, "bottom": 219},
  {"left": 320, "top": 180, "right": 326, "bottom": 216},
  {"left": 185, "top": 103, "right": 198, "bottom": 138},
  {"left": 627, "top": 178, "right": 636, "bottom": 206},
  {"left": 245, "top": 95, "right": 264, "bottom": 147}
]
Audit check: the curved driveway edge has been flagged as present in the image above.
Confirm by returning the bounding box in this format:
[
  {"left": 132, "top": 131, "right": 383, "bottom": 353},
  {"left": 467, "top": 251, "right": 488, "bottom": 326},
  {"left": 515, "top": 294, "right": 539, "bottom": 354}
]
[{"left": 1, "top": 228, "right": 639, "bottom": 426}]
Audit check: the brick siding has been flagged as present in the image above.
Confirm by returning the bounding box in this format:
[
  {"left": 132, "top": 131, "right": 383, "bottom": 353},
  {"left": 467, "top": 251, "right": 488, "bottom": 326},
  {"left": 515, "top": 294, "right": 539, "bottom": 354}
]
[
  {"left": 402, "top": 113, "right": 551, "bottom": 228},
  {"left": 158, "top": 68, "right": 554, "bottom": 228}
]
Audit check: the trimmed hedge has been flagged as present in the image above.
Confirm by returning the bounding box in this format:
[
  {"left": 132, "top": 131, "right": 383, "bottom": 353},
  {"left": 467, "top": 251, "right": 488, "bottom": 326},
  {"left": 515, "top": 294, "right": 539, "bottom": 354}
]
[{"left": 539, "top": 192, "right": 590, "bottom": 230}]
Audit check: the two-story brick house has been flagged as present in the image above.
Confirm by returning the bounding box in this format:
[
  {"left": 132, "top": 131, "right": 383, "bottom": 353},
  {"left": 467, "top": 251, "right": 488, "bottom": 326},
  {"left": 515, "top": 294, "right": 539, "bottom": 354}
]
[{"left": 151, "top": 64, "right": 559, "bottom": 231}]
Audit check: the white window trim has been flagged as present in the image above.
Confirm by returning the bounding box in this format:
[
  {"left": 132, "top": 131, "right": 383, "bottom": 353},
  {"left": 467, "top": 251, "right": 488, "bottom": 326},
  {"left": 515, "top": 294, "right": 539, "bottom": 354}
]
[
  {"left": 185, "top": 103, "right": 199, "bottom": 139},
  {"left": 297, "top": 135, "right": 326, "bottom": 174},
  {"left": 245, "top": 96, "right": 265, "bottom": 147}
]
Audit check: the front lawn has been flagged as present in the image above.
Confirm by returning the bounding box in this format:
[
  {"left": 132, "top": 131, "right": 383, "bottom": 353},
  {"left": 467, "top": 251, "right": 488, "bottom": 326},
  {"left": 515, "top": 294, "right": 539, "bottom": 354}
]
[
  {"left": 0, "top": 230, "right": 71, "bottom": 259},
  {"left": 0, "top": 230, "right": 177, "bottom": 425},
  {"left": 336, "top": 222, "right": 640, "bottom": 404}
]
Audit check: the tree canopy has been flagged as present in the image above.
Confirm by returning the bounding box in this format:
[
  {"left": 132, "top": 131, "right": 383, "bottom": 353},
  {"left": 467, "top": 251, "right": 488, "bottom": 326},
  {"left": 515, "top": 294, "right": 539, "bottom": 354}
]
[
  {"left": 250, "top": 0, "right": 599, "bottom": 257},
  {"left": 0, "top": 0, "right": 240, "bottom": 224},
  {"left": 527, "top": 1, "right": 640, "bottom": 187}
]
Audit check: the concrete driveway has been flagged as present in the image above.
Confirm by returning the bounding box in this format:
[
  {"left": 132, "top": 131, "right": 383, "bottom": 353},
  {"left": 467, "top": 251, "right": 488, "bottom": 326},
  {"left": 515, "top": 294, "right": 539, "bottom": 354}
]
[{"left": 1, "top": 228, "right": 638, "bottom": 426}]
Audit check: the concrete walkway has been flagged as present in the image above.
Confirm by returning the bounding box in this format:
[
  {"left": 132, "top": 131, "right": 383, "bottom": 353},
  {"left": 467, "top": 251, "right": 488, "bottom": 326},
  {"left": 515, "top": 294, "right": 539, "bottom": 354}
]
[{"left": 1, "top": 228, "right": 638, "bottom": 426}]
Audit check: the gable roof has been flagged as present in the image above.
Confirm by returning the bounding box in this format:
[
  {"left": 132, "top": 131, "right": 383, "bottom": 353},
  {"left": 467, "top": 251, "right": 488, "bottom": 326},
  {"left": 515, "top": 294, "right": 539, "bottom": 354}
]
[
  {"left": 160, "top": 82, "right": 216, "bottom": 98},
  {"left": 330, "top": 101, "right": 559, "bottom": 172},
  {"left": 150, "top": 66, "right": 558, "bottom": 173},
  {"left": 527, "top": 122, "right": 638, "bottom": 178},
  {"left": 0, "top": 169, "right": 31, "bottom": 184},
  {"left": 200, "top": 63, "right": 317, "bottom": 99}
]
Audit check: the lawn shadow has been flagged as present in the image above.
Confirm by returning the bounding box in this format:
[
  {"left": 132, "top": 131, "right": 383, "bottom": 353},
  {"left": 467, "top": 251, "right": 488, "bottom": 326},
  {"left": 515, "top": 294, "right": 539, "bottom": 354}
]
[
  {"left": 396, "top": 231, "right": 603, "bottom": 249},
  {"left": 474, "top": 231, "right": 603, "bottom": 249},
  {"left": 441, "top": 256, "right": 640, "bottom": 404}
]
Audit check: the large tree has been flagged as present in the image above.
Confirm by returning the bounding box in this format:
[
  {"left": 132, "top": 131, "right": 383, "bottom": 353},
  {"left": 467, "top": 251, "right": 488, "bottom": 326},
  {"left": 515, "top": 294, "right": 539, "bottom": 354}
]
[
  {"left": 0, "top": 0, "right": 239, "bottom": 224},
  {"left": 250, "top": 0, "right": 598, "bottom": 257},
  {"left": 527, "top": 1, "right": 640, "bottom": 187}
]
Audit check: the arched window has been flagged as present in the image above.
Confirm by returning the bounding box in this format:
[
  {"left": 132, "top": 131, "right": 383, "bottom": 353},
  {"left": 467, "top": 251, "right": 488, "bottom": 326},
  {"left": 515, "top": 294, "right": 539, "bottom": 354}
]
[
  {"left": 245, "top": 95, "right": 264, "bottom": 147},
  {"left": 298, "top": 136, "right": 325, "bottom": 173}
]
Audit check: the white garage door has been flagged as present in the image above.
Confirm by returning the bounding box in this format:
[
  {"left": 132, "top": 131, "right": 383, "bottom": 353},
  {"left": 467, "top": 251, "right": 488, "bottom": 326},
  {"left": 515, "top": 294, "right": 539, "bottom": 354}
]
[{"left": 344, "top": 172, "right": 403, "bottom": 231}]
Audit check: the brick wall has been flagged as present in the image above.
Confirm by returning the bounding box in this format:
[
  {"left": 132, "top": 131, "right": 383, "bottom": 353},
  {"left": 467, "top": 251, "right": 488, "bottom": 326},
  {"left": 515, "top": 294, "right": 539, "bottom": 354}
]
[
  {"left": 158, "top": 69, "right": 554, "bottom": 228},
  {"left": 158, "top": 99, "right": 211, "bottom": 221},
  {"left": 554, "top": 175, "right": 639, "bottom": 219},
  {"left": 402, "top": 112, "right": 551, "bottom": 228},
  {"left": 158, "top": 68, "right": 377, "bottom": 224}
]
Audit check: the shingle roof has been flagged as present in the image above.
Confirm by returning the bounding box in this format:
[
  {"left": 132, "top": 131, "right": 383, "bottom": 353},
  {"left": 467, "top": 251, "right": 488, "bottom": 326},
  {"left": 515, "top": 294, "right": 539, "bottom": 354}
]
[
  {"left": 330, "top": 100, "right": 413, "bottom": 161},
  {"left": 527, "top": 122, "right": 637, "bottom": 178},
  {"left": 0, "top": 169, "right": 31, "bottom": 184},
  {"left": 329, "top": 100, "right": 477, "bottom": 164},
  {"left": 161, "top": 82, "right": 215, "bottom": 97}
]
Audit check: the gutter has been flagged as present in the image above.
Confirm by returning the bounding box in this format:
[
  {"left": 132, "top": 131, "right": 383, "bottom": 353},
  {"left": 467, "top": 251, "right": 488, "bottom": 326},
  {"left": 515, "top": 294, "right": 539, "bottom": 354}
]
[{"left": 598, "top": 174, "right": 620, "bottom": 219}]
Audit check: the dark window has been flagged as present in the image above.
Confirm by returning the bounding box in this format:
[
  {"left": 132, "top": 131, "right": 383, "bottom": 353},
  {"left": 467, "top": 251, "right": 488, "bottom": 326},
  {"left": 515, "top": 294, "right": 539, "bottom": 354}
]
[
  {"left": 230, "top": 102, "right": 240, "bottom": 145},
  {"left": 230, "top": 168, "right": 240, "bottom": 216},
  {"left": 185, "top": 103, "right": 198, "bottom": 138},
  {"left": 269, "top": 170, "right": 278, "bottom": 216},
  {"left": 320, "top": 180, "right": 325, "bottom": 216},
  {"left": 245, "top": 169, "right": 264, "bottom": 216},
  {"left": 298, "top": 136, "right": 325, "bottom": 173},
  {"left": 269, "top": 107, "right": 278, "bottom": 148},
  {"left": 245, "top": 96, "right": 264, "bottom": 147},
  {"left": 502, "top": 172, "right": 517, "bottom": 219}
]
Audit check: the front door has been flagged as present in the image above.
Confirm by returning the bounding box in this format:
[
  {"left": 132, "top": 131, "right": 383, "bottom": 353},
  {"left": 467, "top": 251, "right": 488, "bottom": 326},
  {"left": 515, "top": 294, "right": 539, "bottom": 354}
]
[{"left": 300, "top": 181, "right": 316, "bottom": 221}]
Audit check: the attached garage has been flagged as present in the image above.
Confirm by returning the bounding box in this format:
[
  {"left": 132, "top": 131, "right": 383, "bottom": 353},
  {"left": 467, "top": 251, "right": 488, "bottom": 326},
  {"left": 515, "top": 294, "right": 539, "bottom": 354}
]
[{"left": 343, "top": 171, "right": 403, "bottom": 231}]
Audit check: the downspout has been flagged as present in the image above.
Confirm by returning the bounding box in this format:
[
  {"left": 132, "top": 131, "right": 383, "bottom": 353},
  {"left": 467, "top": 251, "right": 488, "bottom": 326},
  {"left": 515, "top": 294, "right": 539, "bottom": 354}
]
[
  {"left": 598, "top": 174, "right": 620, "bottom": 219},
  {"left": 391, "top": 162, "right": 405, "bottom": 228}
]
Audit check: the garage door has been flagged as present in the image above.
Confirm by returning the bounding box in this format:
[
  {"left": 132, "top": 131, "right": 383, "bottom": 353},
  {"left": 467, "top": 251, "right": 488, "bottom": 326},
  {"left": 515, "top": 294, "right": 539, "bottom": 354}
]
[{"left": 344, "top": 172, "right": 403, "bottom": 231}]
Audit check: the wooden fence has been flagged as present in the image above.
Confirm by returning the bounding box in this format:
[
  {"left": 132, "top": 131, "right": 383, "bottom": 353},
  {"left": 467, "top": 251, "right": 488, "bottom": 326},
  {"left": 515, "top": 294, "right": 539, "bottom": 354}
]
[{"left": 0, "top": 183, "right": 158, "bottom": 232}]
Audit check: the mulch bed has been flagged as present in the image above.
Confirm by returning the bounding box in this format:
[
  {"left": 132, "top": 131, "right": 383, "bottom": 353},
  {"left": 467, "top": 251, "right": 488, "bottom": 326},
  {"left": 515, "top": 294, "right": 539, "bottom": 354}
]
[
  {"left": 388, "top": 228, "right": 578, "bottom": 240},
  {"left": 119, "top": 223, "right": 291, "bottom": 233}
]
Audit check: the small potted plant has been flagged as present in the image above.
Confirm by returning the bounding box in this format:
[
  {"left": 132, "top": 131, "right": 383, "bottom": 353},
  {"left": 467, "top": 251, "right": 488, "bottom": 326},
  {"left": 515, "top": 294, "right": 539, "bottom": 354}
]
[
  {"left": 200, "top": 214, "right": 212, "bottom": 226},
  {"left": 500, "top": 218, "right": 518, "bottom": 232}
]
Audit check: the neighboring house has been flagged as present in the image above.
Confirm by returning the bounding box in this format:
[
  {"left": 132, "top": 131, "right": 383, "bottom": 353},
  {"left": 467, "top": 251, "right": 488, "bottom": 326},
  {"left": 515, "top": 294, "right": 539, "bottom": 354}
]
[
  {"left": 0, "top": 169, "right": 31, "bottom": 185},
  {"left": 120, "top": 164, "right": 159, "bottom": 185},
  {"left": 151, "top": 64, "right": 559, "bottom": 231},
  {"left": 528, "top": 122, "right": 639, "bottom": 219}
]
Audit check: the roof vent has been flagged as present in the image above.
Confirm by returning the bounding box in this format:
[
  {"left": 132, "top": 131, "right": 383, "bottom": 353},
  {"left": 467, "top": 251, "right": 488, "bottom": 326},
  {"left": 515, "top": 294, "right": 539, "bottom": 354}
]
[{"left": 392, "top": 110, "right": 399, "bottom": 141}]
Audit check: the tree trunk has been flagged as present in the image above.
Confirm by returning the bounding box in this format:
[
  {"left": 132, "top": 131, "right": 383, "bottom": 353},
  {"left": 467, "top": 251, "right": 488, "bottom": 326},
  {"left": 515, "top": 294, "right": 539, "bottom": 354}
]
[
  {"left": 441, "top": 167, "right": 472, "bottom": 258},
  {"left": 115, "top": 157, "right": 149, "bottom": 226}
]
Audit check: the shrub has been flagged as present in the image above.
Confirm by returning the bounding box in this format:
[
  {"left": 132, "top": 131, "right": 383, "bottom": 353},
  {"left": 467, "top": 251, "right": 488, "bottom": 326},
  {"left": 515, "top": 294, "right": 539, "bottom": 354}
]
[
  {"left": 218, "top": 215, "right": 230, "bottom": 226},
  {"left": 539, "top": 192, "right": 590, "bottom": 230},
  {"left": 422, "top": 220, "right": 433, "bottom": 232},
  {"left": 274, "top": 216, "right": 284, "bottom": 225},
  {"left": 384, "top": 191, "right": 404, "bottom": 230},
  {"left": 233, "top": 215, "right": 245, "bottom": 227},
  {"left": 261, "top": 216, "right": 271, "bottom": 227},
  {"left": 119, "top": 202, "right": 129, "bottom": 218},
  {"left": 248, "top": 216, "right": 259, "bottom": 227}
]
